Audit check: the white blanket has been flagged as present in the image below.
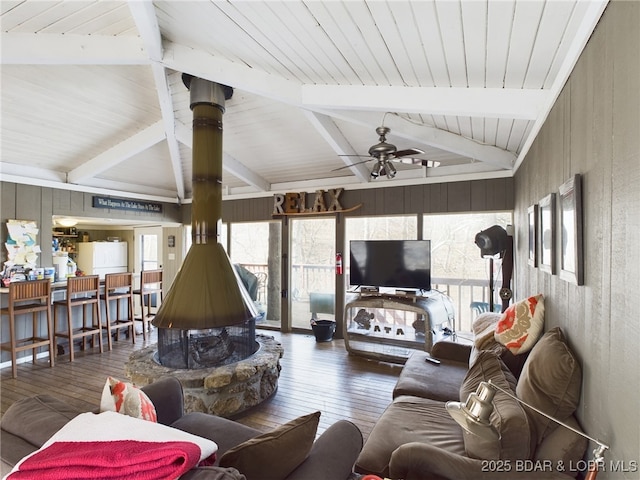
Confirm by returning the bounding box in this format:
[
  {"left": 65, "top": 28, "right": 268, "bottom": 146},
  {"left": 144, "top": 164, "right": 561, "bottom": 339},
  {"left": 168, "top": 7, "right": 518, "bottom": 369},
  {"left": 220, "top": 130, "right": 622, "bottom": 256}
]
[{"left": 5, "top": 411, "right": 217, "bottom": 480}]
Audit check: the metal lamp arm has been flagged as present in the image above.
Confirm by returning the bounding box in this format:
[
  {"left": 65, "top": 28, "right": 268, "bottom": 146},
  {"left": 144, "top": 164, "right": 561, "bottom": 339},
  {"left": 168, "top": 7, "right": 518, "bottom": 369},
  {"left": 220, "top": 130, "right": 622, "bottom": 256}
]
[{"left": 484, "top": 380, "right": 609, "bottom": 452}]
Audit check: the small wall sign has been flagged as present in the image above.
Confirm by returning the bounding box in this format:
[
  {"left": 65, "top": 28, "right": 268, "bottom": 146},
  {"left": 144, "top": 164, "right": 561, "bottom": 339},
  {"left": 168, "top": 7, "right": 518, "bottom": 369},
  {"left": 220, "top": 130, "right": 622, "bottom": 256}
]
[
  {"left": 272, "top": 188, "right": 362, "bottom": 216},
  {"left": 92, "top": 196, "right": 163, "bottom": 213}
]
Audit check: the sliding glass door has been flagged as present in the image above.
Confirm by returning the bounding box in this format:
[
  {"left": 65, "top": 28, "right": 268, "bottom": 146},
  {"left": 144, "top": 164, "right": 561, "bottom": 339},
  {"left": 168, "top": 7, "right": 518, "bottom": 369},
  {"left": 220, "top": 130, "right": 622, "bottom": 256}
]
[
  {"left": 229, "top": 221, "right": 282, "bottom": 328},
  {"left": 289, "top": 218, "right": 336, "bottom": 330}
]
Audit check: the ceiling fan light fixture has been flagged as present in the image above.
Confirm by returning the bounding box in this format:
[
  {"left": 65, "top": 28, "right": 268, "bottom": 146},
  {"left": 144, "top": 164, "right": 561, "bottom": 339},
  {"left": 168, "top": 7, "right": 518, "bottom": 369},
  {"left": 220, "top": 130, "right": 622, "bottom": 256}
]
[
  {"left": 370, "top": 162, "right": 384, "bottom": 179},
  {"left": 386, "top": 161, "right": 397, "bottom": 178}
]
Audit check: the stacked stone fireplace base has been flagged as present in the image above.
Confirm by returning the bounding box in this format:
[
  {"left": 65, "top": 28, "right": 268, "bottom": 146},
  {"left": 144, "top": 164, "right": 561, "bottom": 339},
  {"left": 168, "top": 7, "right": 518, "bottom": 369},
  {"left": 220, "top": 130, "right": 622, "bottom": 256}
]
[{"left": 125, "top": 334, "right": 283, "bottom": 417}]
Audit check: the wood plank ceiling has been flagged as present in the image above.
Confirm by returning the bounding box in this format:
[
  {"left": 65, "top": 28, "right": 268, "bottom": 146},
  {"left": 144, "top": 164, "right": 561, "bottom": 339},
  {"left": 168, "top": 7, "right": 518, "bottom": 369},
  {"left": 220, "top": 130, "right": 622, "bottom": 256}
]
[{"left": 1, "top": 0, "right": 608, "bottom": 203}]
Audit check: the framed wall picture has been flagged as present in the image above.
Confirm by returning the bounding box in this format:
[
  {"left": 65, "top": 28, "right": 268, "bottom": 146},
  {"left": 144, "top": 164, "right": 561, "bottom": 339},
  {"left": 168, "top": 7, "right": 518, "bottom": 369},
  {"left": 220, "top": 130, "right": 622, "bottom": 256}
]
[
  {"left": 559, "top": 174, "right": 584, "bottom": 285},
  {"left": 528, "top": 204, "right": 538, "bottom": 267},
  {"left": 538, "top": 193, "right": 555, "bottom": 274}
]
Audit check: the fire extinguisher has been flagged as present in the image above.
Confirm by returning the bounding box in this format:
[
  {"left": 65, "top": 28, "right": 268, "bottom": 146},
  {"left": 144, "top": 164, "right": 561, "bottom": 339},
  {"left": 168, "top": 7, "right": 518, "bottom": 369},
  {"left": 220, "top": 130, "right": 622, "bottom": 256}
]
[{"left": 335, "top": 252, "right": 343, "bottom": 275}]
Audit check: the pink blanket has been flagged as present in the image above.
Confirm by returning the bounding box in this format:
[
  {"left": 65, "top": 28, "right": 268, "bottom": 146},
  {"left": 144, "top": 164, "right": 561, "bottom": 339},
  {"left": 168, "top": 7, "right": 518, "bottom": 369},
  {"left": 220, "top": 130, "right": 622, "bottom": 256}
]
[
  {"left": 7, "top": 440, "right": 202, "bottom": 479},
  {"left": 5, "top": 411, "right": 218, "bottom": 480}
]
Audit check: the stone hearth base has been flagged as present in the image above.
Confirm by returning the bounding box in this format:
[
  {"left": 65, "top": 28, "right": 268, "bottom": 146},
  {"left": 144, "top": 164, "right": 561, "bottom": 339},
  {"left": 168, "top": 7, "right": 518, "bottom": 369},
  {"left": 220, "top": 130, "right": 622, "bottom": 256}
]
[{"left": 125, "top": 334, "right": 284, "bottom": 417}]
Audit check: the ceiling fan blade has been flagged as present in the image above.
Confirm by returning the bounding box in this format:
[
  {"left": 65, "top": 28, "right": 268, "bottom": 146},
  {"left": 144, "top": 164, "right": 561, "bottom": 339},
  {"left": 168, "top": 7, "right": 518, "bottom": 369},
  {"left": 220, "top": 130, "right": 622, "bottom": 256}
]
[
  {"left": 396, "top": 158, "right": 441, "bottom": 168},
  {"left": 394, "top": 148, "right": 425, "bottom": 158},
  {"left": 331, "top": 157, "right": 374, "bottom": 171}
]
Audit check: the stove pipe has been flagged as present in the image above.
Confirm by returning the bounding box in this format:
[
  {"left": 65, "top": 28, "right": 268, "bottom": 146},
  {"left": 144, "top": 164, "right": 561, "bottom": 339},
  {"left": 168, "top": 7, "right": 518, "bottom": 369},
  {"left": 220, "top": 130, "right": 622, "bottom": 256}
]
[{"left": 152, "top": 75, "right": 257, "bottom": 330}]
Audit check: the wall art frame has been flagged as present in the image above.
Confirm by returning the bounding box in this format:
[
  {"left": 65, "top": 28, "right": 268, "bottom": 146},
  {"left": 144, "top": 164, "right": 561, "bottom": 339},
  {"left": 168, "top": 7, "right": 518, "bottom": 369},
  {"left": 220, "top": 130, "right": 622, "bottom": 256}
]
[
  {"left": 527, "top": 204, "right": 538, "bottom": 267},
  {"left": 538, "top": 193, "right": 555, "bottom": 274},
  {"left": 558, "top": 174, "right": 584, "bottom": 285}
]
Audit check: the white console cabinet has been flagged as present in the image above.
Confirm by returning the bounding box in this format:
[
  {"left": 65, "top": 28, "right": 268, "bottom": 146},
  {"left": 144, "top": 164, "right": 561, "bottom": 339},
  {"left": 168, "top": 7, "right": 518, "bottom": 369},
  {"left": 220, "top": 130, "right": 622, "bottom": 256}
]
[{"left": 343, "top": 290, "right": 455, "bottom": 363}]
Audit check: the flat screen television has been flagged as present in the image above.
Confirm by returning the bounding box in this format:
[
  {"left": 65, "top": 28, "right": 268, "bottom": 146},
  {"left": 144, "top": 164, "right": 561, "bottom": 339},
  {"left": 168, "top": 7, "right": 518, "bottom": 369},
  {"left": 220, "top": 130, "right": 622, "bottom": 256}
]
[{"left": 349, "top": 240, "right": 431, "bottom": 292}]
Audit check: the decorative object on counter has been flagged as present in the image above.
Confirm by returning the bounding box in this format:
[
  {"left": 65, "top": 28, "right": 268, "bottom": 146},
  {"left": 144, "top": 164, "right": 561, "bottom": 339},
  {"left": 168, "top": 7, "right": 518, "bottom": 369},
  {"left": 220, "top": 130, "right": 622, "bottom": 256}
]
[{"left": 4, "top": 220, "right": 40, "bottom": 278}]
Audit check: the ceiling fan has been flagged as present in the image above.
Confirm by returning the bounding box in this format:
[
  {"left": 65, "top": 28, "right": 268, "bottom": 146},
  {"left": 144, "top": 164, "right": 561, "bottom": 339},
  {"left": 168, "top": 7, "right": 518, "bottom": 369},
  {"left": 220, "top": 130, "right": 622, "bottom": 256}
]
[{"left": 335, "top": 126, "right": 440, "bottom": 179}]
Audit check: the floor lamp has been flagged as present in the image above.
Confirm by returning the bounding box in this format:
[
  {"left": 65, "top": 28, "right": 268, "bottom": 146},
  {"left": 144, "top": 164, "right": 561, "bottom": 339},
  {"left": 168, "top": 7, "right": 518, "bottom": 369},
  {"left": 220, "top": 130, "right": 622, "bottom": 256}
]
[
  {"left": 447, "top": 380, "right": 609, "bottom": 480},
  {"left": 474, "top": 225, "right": 513, "bottom": 313}
]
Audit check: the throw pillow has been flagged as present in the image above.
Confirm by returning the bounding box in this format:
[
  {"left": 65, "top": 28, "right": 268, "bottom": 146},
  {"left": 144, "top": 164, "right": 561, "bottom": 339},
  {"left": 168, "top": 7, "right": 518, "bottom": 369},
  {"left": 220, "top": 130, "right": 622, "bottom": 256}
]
[
  {"left": 459, "top": 351, "right": 534, "bottom": 460},
  {"left": 516, "top": 327, "right": 582, "bottom": 445},
  {"left": 100, "top": 376, "right": 157, "bottom": 422},
  {"left": 494, "top": 294, "right": 545, "bottom": 354},
  {"left": 219, "top": 411, "right": 320, "bottom": 480}
]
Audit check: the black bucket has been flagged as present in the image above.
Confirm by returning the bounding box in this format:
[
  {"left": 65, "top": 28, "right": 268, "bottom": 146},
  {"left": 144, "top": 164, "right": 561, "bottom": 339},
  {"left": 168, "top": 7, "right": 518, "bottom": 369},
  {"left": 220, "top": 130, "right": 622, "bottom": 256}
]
[{"left": 311, "top": 320, "right": 336, "bottom": 342}]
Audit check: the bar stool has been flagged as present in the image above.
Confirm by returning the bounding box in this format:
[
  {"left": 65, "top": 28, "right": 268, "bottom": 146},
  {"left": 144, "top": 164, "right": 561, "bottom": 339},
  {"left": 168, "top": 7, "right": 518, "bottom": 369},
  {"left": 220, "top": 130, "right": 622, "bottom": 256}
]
[
  {"left": 0, "top": 279, "right": 55, "bottom": 378},
  {"left": 101, "top": 272, "right": 135, "bottom": 351},
  {"left": 53, "top": 275, "right": 103, "bottom": 362},
  {"left": 133, "top": 269, "right": 163, "bottom": 341}
]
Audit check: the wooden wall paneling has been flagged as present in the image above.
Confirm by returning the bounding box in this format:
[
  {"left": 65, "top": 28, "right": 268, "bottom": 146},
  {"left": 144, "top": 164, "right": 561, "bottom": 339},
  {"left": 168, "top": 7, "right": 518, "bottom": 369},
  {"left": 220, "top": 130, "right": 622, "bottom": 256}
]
[
  {"left": 67, "top": 190, "right": 83, "bottom": 213},
  {"left": 484, "top": 178, "right": 512, "bottom": 211},
  {"left": 425, "top": 183, "right": 443, "bottom": 213},
  {"left": 52, "top": 188, "right": 71, "bottom": 212},
  {"left": 608, "top": 0, "right": 640, "bottom": 466},
  {"left": 1, "top": 183, "right": 17, "bottom": 265},
  {"left": 445, "top": 181, "right": 471, "bottom": 212},
  {"left": 15, "top": 184, "right": 41, "bottom": 222},
  {"left": 514, "top": 3, "right": 639, "bottom": 474},
  {"left": 404, "top": 185, "right": 424, "bottom": 214},
  {"left": 382, "top": 185, "right": 405, "bottom": 215},
  {"left": 40, "top": 188, "right": 53, "bottom": 268},
  {"left": 470, "top": 181, "right": 487, "bottom": 211},
  {"left": 162, "top": 226, "right": 183, "bottom": 291},
  {"left": 371, "top": 187, "right": 386, "bottom": 216}
]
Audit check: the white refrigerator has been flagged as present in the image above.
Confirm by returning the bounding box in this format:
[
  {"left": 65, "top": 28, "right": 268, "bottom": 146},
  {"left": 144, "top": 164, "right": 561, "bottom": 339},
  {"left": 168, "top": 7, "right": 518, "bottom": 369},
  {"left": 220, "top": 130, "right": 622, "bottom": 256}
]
[{"left": 76, "top": 242, "right": 128, "bottom": 278}]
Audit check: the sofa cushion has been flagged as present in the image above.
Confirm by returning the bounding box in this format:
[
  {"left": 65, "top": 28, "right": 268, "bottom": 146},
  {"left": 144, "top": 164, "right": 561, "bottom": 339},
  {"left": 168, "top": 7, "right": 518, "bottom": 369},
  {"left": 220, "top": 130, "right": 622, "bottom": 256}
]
[
  {"left": 459, "top": 350, "right": 534, "bottom": 460},
  {"left": 355, "top": 396, "right": 465, "bottom": 478},
  {"left": 516, "top": 327, "right": 582, "bottom": 445},
  {"left": 0, "top": 395, "right": 80, "bottom": 448},
  {"left": 494, "top": 294, "right": 545, "bottom": 355},
  {"left": 393, "top": 350, "right": 467, "bottom": 401},
  {"left": 219, "top": 411, "right": 320, "bottom": 480},
  {"left": 171, "top": 412, "right": 261, "bottom": 464},
  {"left": 100, "top": 377, "right": 157, "bottom": 422}
]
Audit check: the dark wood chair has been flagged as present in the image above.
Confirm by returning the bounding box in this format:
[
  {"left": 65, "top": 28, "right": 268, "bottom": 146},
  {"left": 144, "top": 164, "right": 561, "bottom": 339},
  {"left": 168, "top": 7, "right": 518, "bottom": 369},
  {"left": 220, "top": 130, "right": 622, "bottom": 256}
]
[
  {"left": 133, "top": 269, "right": 163, "bottom": 341},
  {"left": 53, "top": 275, "right": 103, "bottom": 362},
  {"left": 101, "top": 272, "right": 135, "bottom": 350},
  {"left": 0, "top": 279, "right": 55, "bottom": 378}
]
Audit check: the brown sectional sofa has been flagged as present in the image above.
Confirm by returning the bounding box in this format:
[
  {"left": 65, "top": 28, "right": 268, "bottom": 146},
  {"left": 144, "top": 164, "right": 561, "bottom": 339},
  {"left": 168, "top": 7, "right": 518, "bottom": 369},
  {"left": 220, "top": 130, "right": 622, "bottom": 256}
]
[
  {"left": 355, "top": 314, "right": 590, "bottom": 480},
  {"left": 1, "top": 376, "right": 363, "bottom": 480}
]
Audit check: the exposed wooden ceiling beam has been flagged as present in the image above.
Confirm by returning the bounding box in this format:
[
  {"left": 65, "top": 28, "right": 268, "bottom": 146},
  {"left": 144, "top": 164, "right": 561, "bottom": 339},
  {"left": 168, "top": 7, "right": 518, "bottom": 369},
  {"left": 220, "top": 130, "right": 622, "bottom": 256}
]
[
  {"left": 301, "top": 85, "right": 547, "bottom": 121},
  {"left": 174, "top": 122, "right": 271, "bottom": 192},
  {"left": 0, "top": 33, "right": 147, "bottom": 65},
  {"left": 303, "top": 111, "right": 370, "bottom": 182},
  {"left": 67, "top": 121, "right": 165, "bottom": 184},
  {"left": 317, "top": 110, "right": 516, "bottom": 170},
  {"left": 129, "top": 0, "right": 186, "bottom": 200}
]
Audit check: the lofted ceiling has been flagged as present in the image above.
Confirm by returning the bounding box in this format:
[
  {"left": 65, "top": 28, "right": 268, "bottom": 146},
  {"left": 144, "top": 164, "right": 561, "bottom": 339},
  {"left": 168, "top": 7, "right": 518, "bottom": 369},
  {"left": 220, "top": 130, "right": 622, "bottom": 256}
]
[{"left": 1, "top": 0, "right": 608, "bottom": 204}]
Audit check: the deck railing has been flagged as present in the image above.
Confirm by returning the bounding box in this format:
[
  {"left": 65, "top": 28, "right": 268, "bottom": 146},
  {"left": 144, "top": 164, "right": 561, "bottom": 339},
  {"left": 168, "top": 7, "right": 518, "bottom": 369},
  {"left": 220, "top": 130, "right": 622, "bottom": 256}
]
[{"left": 240, "top": 263, "right": 498, "bottom": 333}]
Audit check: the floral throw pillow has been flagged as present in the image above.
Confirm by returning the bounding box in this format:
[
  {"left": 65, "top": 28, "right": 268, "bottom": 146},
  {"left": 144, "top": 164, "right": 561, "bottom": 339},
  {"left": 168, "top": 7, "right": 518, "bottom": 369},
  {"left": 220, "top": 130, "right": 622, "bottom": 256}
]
[
  {"left": 100, "top": 376, "right": 157, "bottom": 422},
  {"left": 494, "top": 294, "right": 544, "bottom": 355}
]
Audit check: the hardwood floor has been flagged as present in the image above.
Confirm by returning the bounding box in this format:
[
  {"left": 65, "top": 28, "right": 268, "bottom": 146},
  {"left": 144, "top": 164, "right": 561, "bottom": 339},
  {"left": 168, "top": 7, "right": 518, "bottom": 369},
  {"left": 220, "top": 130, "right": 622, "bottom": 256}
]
[{"left": 0, "top": 328, "right": 403, "bottom": 441}]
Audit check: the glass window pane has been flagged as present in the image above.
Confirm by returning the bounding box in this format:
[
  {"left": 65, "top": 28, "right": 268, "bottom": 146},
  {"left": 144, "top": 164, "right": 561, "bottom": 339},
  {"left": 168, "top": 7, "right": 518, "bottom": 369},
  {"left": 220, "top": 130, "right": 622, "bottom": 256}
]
[
  {"left": 141, "top": 234, "right": 159, "bottom": 270},
  {"left": 345, "top": 215, "right": 418, "bottom": 284},
  {"left": 229, "top": 221, "right": 281, "bottom": 328},
  {"left": 290, "top": 218, "right": 336, "bottom": 330},
  {"left": 423, "top": 212, "right": 512, "bottom": 331}
]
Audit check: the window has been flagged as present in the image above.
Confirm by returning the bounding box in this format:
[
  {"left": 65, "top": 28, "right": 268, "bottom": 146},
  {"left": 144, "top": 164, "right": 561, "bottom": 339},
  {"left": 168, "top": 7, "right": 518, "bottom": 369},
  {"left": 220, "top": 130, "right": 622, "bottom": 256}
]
[{"left": 423, "top": 212, "right": 512, "bottom": 331}]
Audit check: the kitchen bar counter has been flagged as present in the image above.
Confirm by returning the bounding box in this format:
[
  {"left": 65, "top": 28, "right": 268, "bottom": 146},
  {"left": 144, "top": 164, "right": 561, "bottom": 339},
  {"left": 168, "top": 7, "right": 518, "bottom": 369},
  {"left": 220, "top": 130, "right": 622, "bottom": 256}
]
[{"left": 1, "top": 276, "right": 141, "bottom": 366}]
